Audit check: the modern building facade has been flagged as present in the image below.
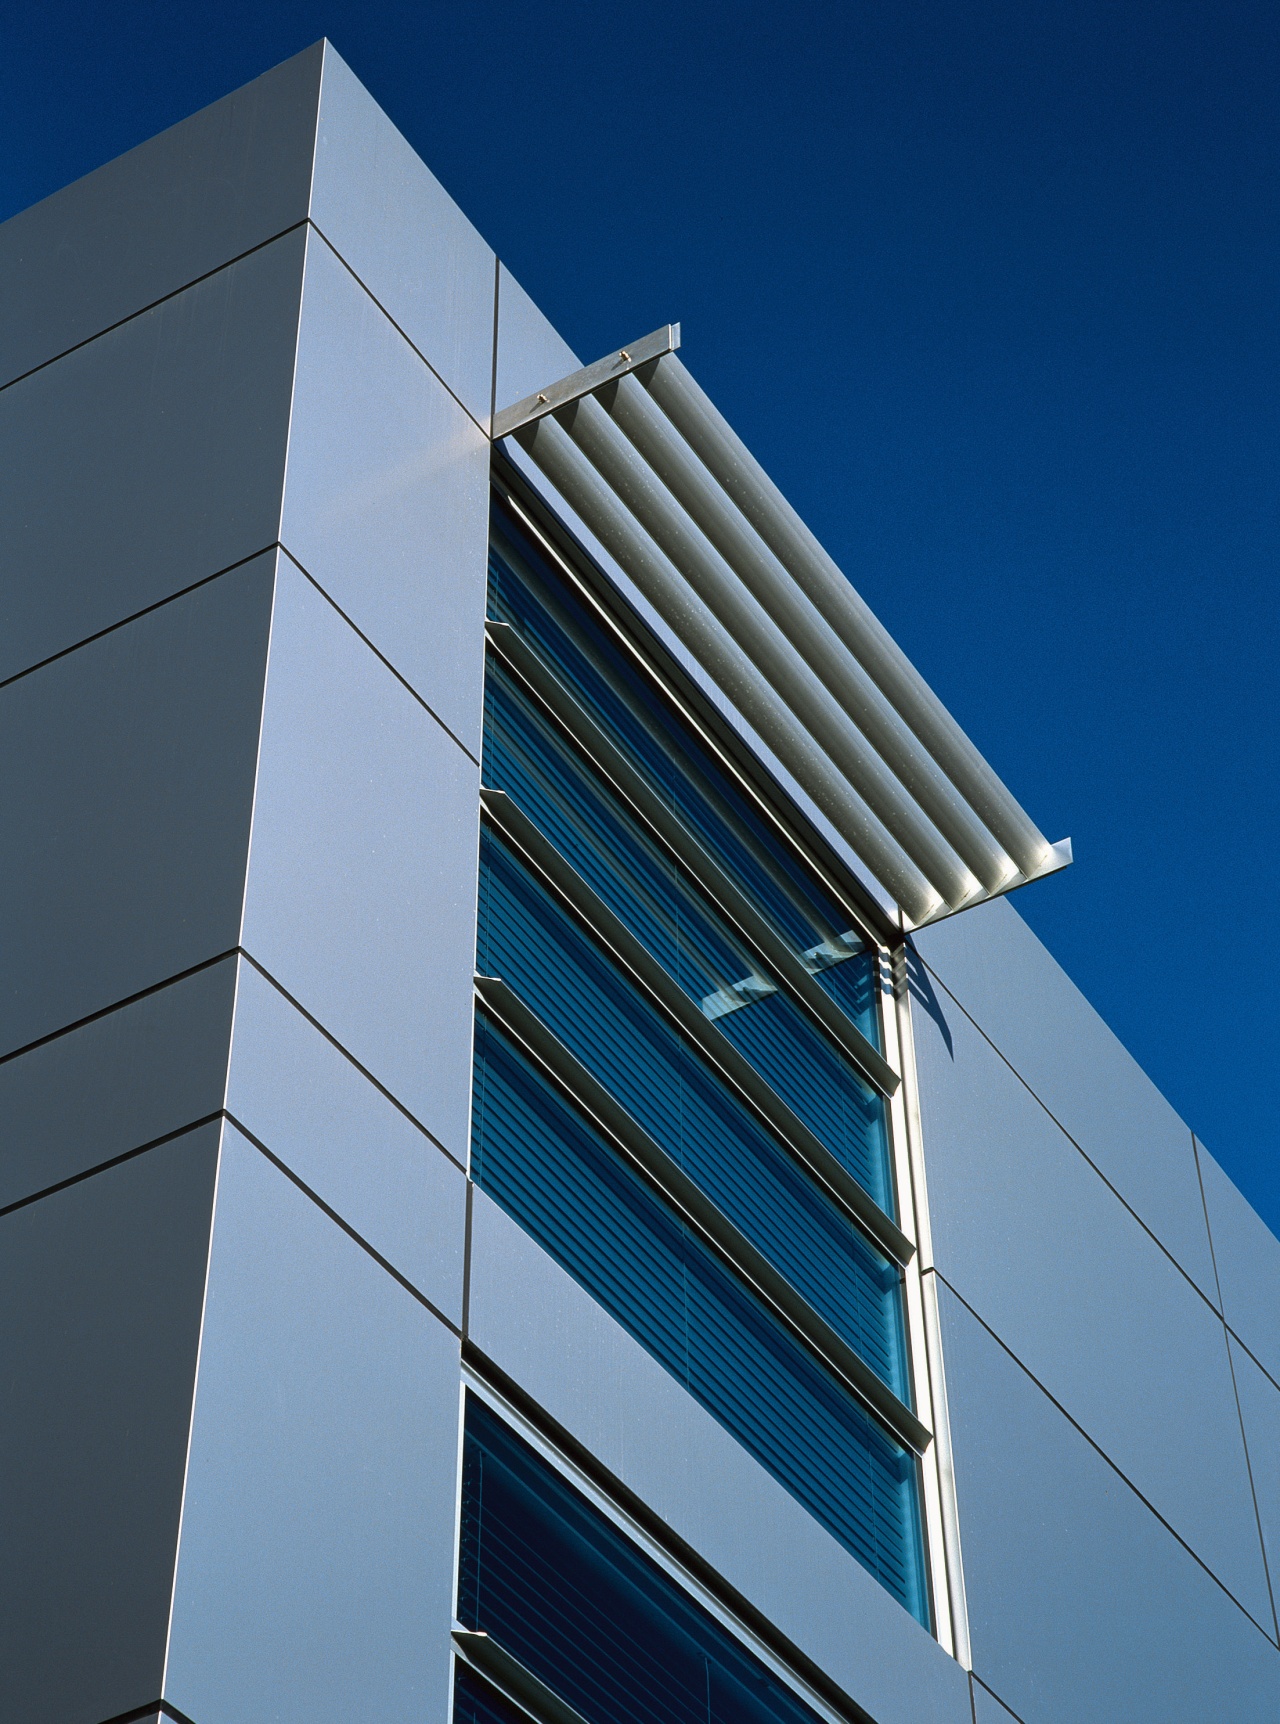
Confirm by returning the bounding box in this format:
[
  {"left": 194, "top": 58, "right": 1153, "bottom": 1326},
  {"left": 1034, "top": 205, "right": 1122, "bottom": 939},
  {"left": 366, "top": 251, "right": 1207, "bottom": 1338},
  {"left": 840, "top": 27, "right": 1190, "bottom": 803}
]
[{"left": 1, "top": 40, "right": 1277, "bottom": 1724}]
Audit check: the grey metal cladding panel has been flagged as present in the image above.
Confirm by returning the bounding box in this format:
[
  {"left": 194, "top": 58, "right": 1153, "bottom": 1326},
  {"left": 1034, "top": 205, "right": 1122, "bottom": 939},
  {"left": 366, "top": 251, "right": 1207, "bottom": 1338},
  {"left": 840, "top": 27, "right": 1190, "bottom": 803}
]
[
  {"left": 494, "top": 264, "right": 580, "bottom": 414},
  {"left": 1230, "top": 1335, "right": 1280, "bottom": 1631},
  {"left": 0, "top": 227, "right": 304, "bottom": 683},
  {"left": 937, "top": 1281, "right": 1280, "bottom": 1724},
  {"left": 0, "top": 1123, "right": 220, "bottom": 1724},
  {"left": 912, "top": 986, "right": 1273, "bottom": 1628},
  {"left": 0, "top": 956, "right": 237, "bottom": 1211},
  {"left": 0, "top": 42, "right": 321, "bottom": 388},
  {"left": 1200, "top": 1141, "right": 1280, "bottom": 1389},
  {"left": 281, "top": 232, "right": 490, "bottom": 754},
  {"left": 240, "top": 559, "right": 480, "bottom": 1158},
  {"left": 971, "top": 1687, "right": 1021, "bottom": 1724},
  {"left": 0, "top": 555, "right": 277, "bottom": 1060},
  {"left": 909, "top": 896, "right": 1217, "bottom": 1297},
  {"left": 310, "top": 44, "right": 495, "bottom": 426},
  {"left": 225, "top": 959, "right": 466, "bottom": 1323},
  {"left": 164, "top": 1122, "right": 460, "bottom": 1724},
  {"left": 467, "top": 1190, "right": 970, "bottom": 1724}
]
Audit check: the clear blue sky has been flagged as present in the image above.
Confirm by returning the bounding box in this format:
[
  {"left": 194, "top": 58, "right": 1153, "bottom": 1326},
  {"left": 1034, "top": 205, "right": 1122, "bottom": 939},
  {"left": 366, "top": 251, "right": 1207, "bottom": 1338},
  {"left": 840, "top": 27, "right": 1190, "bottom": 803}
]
[{"left": 4, "top": 2, "right": 1277, "bottom": 1232}]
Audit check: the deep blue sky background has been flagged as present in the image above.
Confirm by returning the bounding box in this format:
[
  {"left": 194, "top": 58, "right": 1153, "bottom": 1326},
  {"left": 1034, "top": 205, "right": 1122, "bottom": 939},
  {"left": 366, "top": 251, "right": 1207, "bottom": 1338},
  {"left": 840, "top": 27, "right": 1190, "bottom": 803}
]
[{"left": 3, "top": 2, "right": 1277, "bottom": 1230}]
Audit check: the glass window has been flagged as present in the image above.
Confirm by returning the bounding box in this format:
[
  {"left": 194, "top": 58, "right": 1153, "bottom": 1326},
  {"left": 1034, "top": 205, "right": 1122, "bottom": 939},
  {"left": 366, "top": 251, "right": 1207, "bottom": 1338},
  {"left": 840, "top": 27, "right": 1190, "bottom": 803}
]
[
  {"left": 489, "top": 499, "right": 880, "bottom": 1040},
  {"left": 477, "top": 831, "right": 907, "bottom": 1391},
  {"left": 483, "top": 661, "right": 893, "bottom": 1215},
  {"left": 460, "top": 1395, "right": 873, "bottom": 1724},
  {"left": 471, "top": 1017, "right": 928, "bottom": 1621},
  {"left": 475, "top": 487, "right": 930, "bottom": 1631}
]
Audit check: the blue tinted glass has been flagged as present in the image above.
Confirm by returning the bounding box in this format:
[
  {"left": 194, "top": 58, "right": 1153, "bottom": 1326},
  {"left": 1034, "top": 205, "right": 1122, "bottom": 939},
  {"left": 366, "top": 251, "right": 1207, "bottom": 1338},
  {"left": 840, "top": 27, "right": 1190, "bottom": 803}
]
[
  {"left": 459, "top": 1398, "right": 836, "bottom": 1724},
  {"left": 489, "top": 501, "right": 880, "bottom": 1053},
  {"left": 483, "top": 663, "right": 892, "bottom": 1211},
  {"left": 477, "top": 831, "right": 906, "bottom": 1390},
  {"left": 452, "top": 1666, "right": 526, "bottom": 1724},
  {"left": 470, "top": 1017, "right": 928, "bottom": 1621}
]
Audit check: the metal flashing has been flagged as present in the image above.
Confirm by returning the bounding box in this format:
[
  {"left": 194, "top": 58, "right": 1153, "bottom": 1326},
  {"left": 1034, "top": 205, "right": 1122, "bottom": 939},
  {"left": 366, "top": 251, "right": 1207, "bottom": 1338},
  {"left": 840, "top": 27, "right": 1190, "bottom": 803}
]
[{"left": 493, "top": 323, "right": 681, "bottom": 440}]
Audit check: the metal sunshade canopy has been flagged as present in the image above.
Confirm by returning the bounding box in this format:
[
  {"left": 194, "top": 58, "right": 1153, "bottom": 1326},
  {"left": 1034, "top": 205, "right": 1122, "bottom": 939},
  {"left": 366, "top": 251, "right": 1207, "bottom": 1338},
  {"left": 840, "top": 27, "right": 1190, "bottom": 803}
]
[{"left": 493, "top": 325, "right": 1071, "bottom": 930}]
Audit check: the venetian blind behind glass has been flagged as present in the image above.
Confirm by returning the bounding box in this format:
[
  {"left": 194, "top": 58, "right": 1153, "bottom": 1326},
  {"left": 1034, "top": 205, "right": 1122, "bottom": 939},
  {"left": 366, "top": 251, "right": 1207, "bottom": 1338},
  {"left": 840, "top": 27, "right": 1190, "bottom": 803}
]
[
  {"left": 476, "top": 829, "right": 907, "bottom": 1395},
  {"left": 460, "top": 1394, "right": 908, "bottom": 1724},
  {"left": 488, "top": 498, "right": 886, "bottom": 1053},
  {"left": 483, "top": 663, "right": 894, "bottom": 1215},
  {"left": 470, "top": 1017, "right": 928, "bottom": 1620}
]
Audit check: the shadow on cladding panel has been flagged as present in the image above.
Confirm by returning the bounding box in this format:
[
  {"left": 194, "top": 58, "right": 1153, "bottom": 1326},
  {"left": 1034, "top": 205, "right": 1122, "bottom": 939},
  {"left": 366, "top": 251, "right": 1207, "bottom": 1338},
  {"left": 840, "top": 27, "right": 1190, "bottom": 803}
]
[
  {"left": 280, "top": 230, "right": 490, "bottom": 754},
  {"left": 466, "top": 1189, "right": 971, "bottom": 1724},
  {"left": 0, "top": 955, "right": 237, "bottom": 1212},
  {"left": 1200, "top": 1141, "right": 1280, "bottom": 1392},
  {"left": 938, "top": 1282, "right": 1280, "bottom": 1724},
  {"left": 0, "top": 42, "right": 323, "bottom": 389},
  {"left": 239, "top": 558, "right": 480, "bottom": 1159},
  {"left": 225, "top": 958, "right": 466, "bottom": 1323},
  {"left": 0, "top": 554, "right": 276, "bottom": 1060},
  {"left": 908, "top": 901, "right": 1217, "bottom": 1299},
  {"left": 0, "top": 1125, "right": 220, "bottom": 1724},
  {"left": 163, "top": 1122, "right": 460, "bottom": 1724},
  {"left": 911, "top": 980, "right": 1273, "bottom": 1629}
]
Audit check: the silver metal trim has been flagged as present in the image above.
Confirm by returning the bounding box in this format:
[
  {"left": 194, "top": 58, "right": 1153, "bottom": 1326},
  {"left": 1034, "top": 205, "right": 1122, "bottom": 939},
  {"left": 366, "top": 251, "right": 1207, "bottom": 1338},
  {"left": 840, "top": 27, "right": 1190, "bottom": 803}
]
[
  {"left": 493, "top": 324, "right": 681, "bottom": 440},
  {"left": 484, "top": 618, "right": 900, "bottom": 1098},
  {"left": 480, "top": 786, "right": 914, "bottom": 1267},
  {"left": 474, "top": 973, "right": 931, "bottom": 1455}
]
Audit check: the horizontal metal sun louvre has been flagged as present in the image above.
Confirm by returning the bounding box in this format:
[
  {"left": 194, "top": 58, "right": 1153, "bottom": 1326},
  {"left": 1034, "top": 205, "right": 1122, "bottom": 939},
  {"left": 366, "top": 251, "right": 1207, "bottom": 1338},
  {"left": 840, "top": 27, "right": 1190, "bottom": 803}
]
[{"left": 494, "top": 329, "right": 1071, "bottom": 929}]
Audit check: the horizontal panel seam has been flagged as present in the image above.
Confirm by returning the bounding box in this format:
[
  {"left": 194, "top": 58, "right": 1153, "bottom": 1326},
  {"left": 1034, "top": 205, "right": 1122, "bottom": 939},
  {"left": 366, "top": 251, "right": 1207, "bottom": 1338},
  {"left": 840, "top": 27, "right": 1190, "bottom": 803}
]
[
  {"left": 94, "top": 1700, "right": 198, "bottom": 1724},
  {"left": 0, "top": 948, "right": 467, "bottom": 1176},
  {"left": 0, "top": 545, "right": 281, "bottom": 696},
  {"left": 277, "top": 543, "right": 481, "bottom": 765},
  {"left": 224, "top": 1109, "right": 462, "bottom": 1335},
  {"left": 0, "top": 1114, "right": 224, "bottom": 1220},
  {"left": 971, "top": 1676, "right": 1026, "bottom": 1724},
  {"left": 933, "top": 1269, "right": 1278, "bottom": 1643},
  {"left": 306, "top": 218, "right": 490, "bottom": 436},
  {"left": 0, "top": 219, "right": 311, "bottom": 398},
  {"left": 918, "top": 960, "right": 1222, "bottom": 1318},
  {"left": 235, "top": 948, "right": 465, "bottom": 1169},
  {"left": 0, "top": 949, "right": 241, "bottom": 1068},
  {"left": 1226, "top": 1326, "right": 1280, "bottom": 1399}
]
